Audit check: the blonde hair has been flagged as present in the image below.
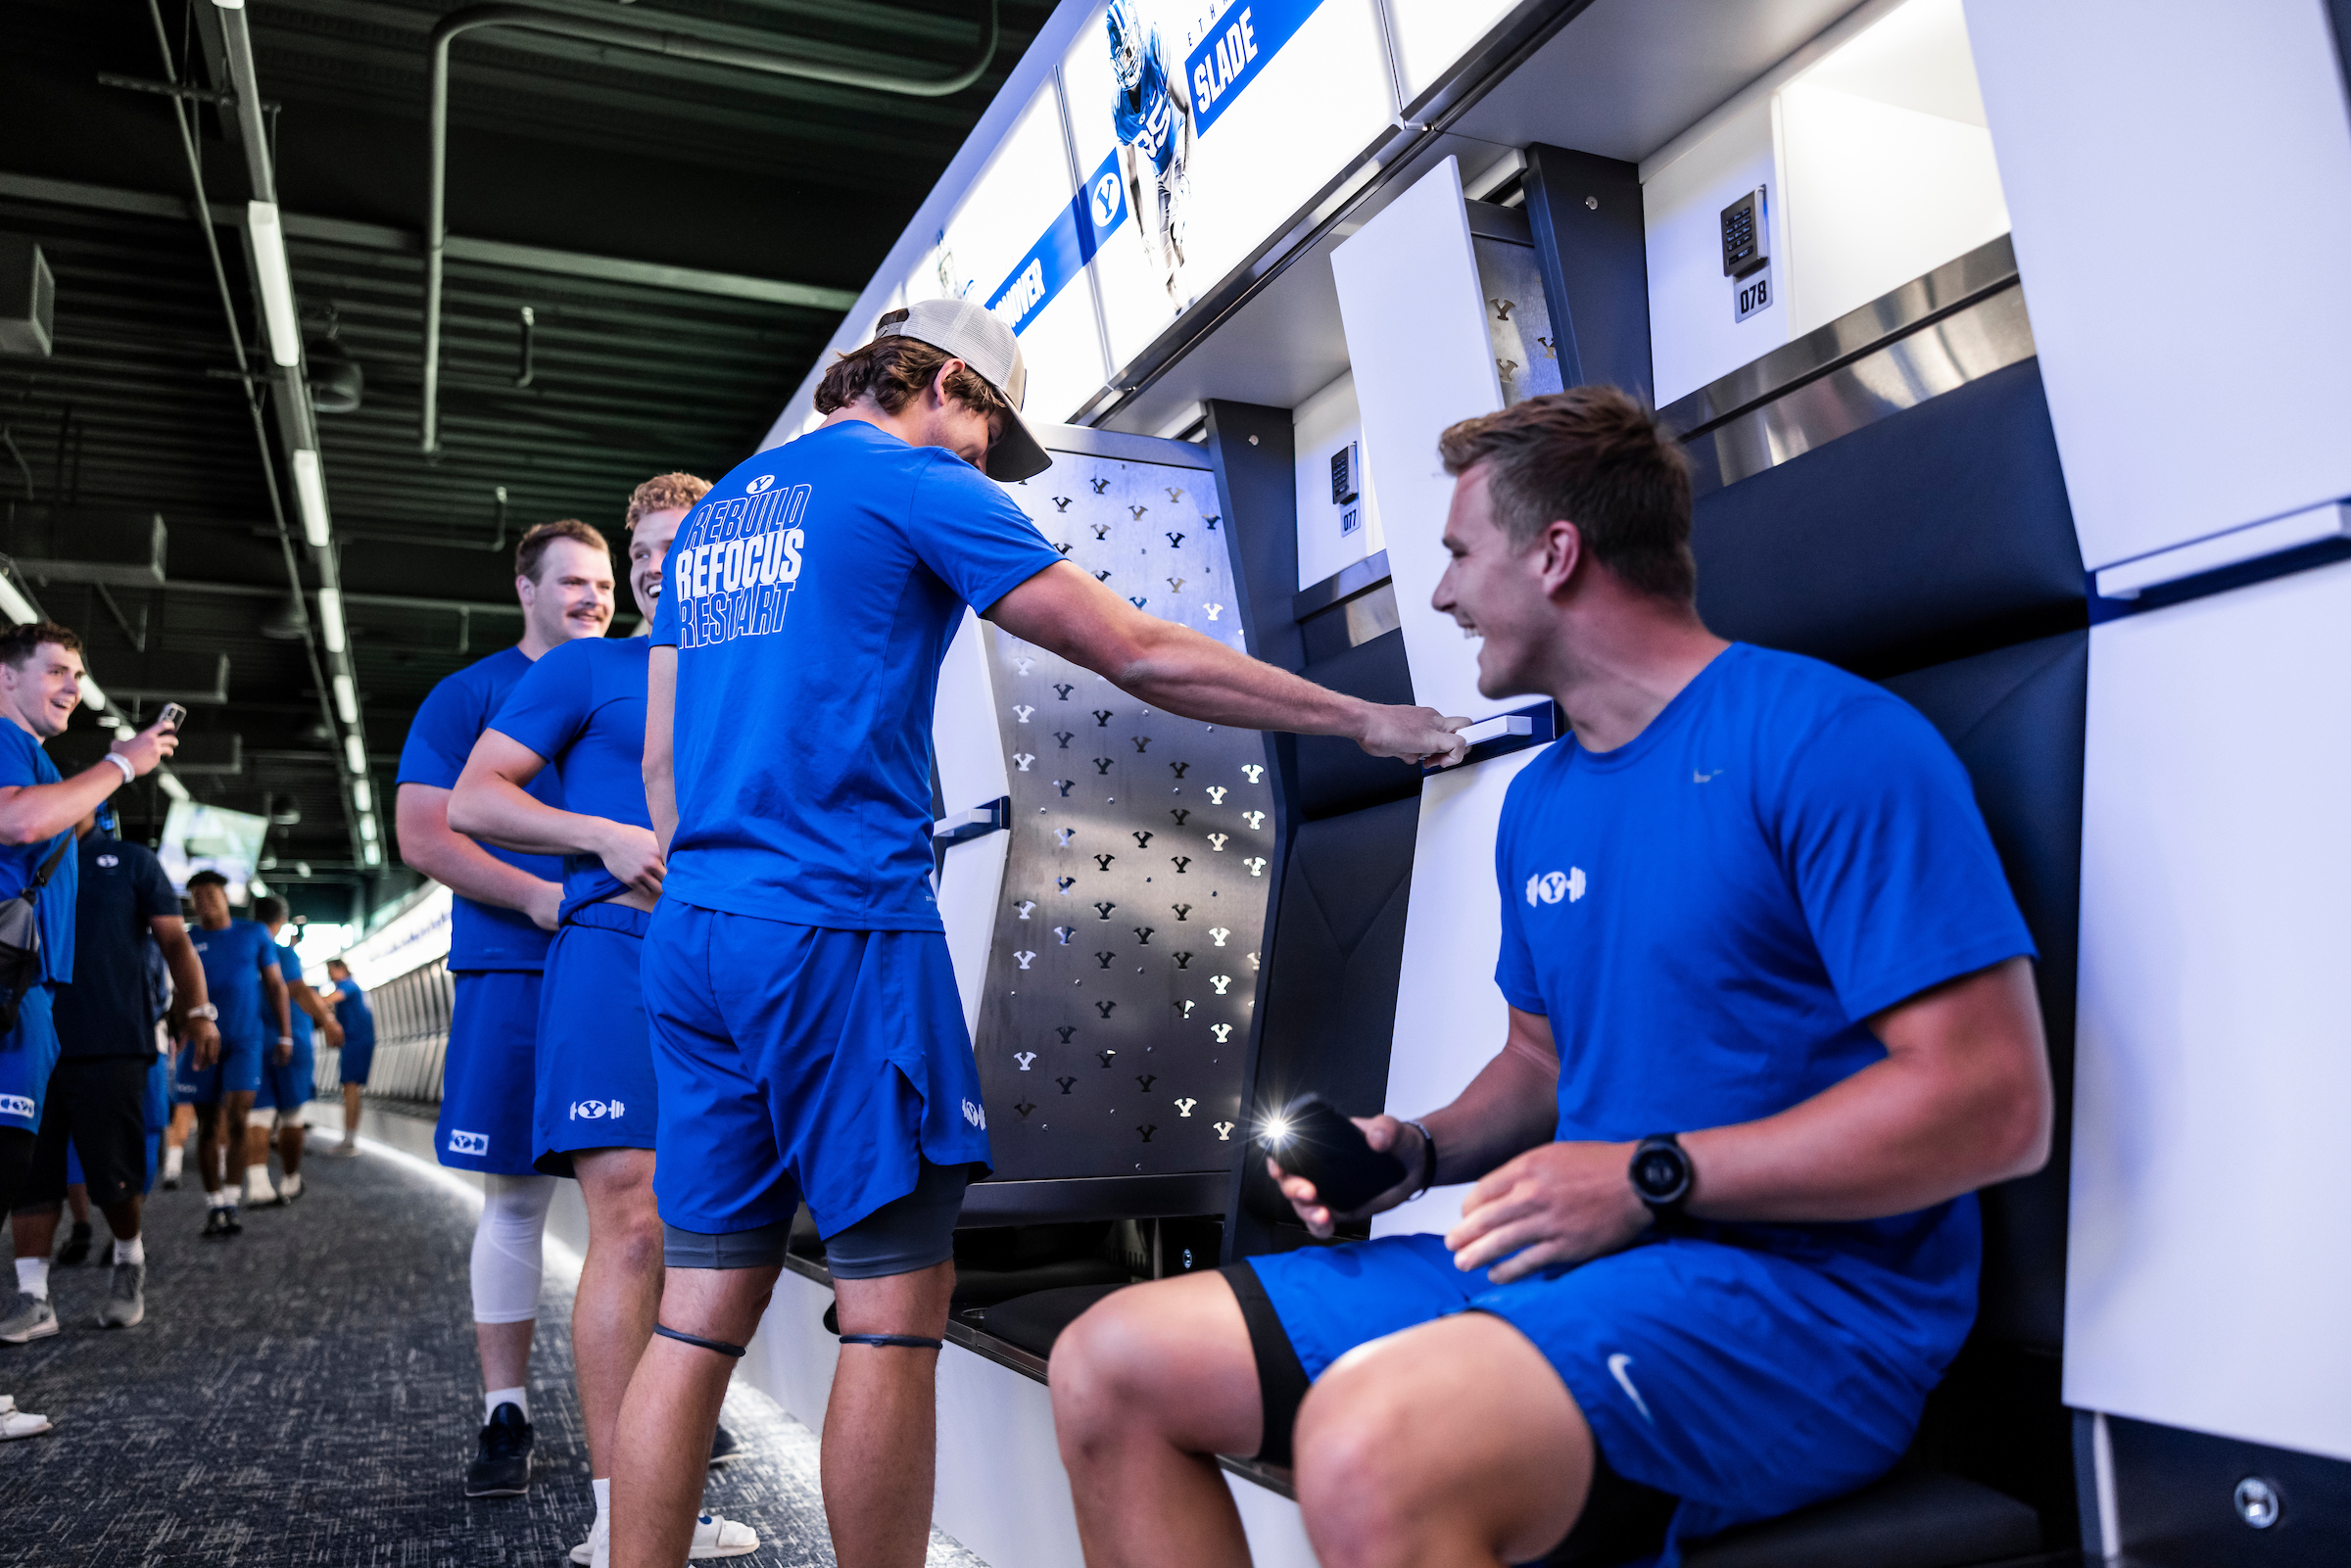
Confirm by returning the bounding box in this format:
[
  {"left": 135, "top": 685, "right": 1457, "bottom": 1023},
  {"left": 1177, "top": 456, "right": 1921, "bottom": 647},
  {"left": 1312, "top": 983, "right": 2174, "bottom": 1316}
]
[{"left": 625, "top": 472, "right": 712, "bottom": 532}]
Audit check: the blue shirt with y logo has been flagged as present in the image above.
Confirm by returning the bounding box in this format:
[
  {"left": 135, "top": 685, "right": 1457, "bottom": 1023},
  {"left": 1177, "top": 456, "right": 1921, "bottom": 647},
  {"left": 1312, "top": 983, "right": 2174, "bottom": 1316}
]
[
  {"left": 649, "top": 419, "right": 1062, "bottom": 930},
  {"left": 1493, "top": 642, "right": 2034, "bottom": 1368}
]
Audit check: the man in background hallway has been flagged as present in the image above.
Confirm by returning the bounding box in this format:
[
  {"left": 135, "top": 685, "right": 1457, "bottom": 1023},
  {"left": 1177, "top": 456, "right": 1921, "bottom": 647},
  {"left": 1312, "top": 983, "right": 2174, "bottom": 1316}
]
[
  {"left": 173, "top": 870, "right": 290, "bottom": 1240},
  {"left": 326, "top": 958, "right": 374, "bottom": 1158}
]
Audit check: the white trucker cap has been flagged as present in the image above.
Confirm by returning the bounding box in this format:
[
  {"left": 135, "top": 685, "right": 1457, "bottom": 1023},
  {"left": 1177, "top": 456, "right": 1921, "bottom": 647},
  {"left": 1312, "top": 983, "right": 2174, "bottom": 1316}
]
[{"left": 876, "top": 299, "right": 1054, "bottom": 483}]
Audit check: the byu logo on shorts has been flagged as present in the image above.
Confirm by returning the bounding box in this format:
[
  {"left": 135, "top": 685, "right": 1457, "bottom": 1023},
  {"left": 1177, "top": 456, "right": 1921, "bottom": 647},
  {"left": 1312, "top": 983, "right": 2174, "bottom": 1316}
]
[
  {"left": 745, "top": 474, "right": 776, "bottom": 495},
  {"left": 962, "top": 1098, "right": 987, "bottom": 1130},
  {"left": 571, "top": 1100, "right": 625, "bottom": 1121},
  {"left": 0, "top": 1094, "right": 34, "bottom": 1119},
  {"left": 1526, "top": 868, "right": 1587, "bottom": 907},
  {"left": 449, "top": 1129, "right": 490, "bottom": 1156}
]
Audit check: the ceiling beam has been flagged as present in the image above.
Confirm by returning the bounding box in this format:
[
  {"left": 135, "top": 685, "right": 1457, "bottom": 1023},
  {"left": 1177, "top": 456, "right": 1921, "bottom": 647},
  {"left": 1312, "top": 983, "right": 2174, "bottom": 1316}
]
[{"left": 0, "top": 171, "right": 859, "bottom": 310}]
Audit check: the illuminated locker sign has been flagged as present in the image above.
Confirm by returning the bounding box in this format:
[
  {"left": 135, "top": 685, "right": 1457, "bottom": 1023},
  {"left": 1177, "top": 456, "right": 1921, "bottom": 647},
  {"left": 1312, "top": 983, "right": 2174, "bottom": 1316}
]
[
  {"left": 986, "top": 150, "right": 1128, "bottom": 335},
  {"left": 1187, "top": 0, "right": 1320, "bottom": 134}
]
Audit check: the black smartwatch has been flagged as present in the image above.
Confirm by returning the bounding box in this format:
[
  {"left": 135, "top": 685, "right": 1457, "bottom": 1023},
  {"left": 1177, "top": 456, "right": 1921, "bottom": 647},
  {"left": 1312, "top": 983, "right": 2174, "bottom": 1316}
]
[{"left": 1629, "top": 1133, "right": 1694, "bottom": 1225}]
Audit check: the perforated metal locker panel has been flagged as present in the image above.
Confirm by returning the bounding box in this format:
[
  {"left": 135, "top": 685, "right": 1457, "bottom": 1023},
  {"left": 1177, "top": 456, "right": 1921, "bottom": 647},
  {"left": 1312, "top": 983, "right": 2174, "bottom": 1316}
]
[{"left": 977, "top": 449, "right": 1276, "bottom": 1186}]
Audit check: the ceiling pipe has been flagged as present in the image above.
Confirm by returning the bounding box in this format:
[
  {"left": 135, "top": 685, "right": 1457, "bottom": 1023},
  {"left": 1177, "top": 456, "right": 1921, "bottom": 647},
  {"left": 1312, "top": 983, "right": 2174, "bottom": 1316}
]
[{"left": 420, "top": 0, "right": 1000, "bottom": 453}]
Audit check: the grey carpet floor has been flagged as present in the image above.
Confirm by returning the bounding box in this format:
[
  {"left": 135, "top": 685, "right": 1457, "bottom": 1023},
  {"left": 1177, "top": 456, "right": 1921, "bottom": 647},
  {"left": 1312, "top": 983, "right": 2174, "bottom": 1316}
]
[{"left": 0, "top": 1135, "right": 988, "bottom": 1568}]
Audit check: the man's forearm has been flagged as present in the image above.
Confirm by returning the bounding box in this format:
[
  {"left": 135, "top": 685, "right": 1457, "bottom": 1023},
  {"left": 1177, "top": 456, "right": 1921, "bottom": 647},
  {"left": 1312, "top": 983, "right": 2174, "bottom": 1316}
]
[
  {"left": 1116, "top": 621, "right": 1372, "bottom": 736},
  {"left": 396, "top": 784, "right": 556, "bottom": 914},
  {"left": 0, "top": 766, "right": 121, "bottom": 846},
  {"left": 265, "top": 977, "right": 292, "bottom": 1039},
  {"left": 452, "top": 775, "right": 615, "bottom": 862},
  {"left": 1418, "top": 1042, "right": 1559, "bottom": 1186},
  {"left": 158, "top": 932, "right": 206, "bottom": 1014}
]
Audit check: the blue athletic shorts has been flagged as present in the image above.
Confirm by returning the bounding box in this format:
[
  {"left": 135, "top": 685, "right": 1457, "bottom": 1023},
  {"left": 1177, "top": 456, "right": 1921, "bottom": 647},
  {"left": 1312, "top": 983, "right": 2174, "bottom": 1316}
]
[
  {"left": 0, "top": 985, "right": 58, "bottom": 1134},
  {"left": 533, "top": 903, "right": 658, "bottom": 1177},
  {"left": 144, "top": 1054, "right": 168, "bottom": 1191},
  {"left": 254, "top": 1038, "right": 315, "bottom": 1113},
  {"left": 339, "top": 1036, "right": 375, "bottom": 1085},
  {"left": 174, "top": 1031, "right": 264, "bottom": 1103},
  {"left": 436, "top": 970, "right": 543, "bottom": 1175},
  {"left": 1246, "top": 1228, "right": 1968, "bottom": 1562},
  {"left": 641, "top": 901, "right": 991, "bottom": 1241}
]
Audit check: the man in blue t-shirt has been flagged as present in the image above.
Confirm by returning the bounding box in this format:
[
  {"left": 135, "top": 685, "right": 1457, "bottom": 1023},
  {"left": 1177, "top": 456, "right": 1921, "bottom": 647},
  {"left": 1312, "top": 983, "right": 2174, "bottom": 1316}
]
[
  {"left": 1051, "top": 388, "right": 2057, "bottom": 1567},
  {"left": 394, "top": 516, "right": 615, "bottom": 1498},
  {"left": 174, "top": 871, "right": 289, "bottom": 1240},
  {"left": 610, "top": 300, "right": 1465, "bottom": 1568},
  {"left": 247, "top": 897, "right": 343, "bottom": 1208},
  {"left": 0, "top": 623, "right": 177, "bottom": 1396},
  {"left": 323, "top": 959, "right": 375, "bottom": 1158},
  {"left": 453, "top": 471, "right": 758, "bottom": 1565}
]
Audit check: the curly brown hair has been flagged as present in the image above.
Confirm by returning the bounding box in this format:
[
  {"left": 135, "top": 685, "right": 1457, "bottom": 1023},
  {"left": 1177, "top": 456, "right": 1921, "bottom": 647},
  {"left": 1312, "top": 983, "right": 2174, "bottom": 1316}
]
[
  {"left": 625, "top": 473, "right": 711, "bottom": 532},
  {"left": 813, "top": 309, "right": 1010, "bottom": 422},
  {"left": 1436, "top": 386, "right": 1696, "bottom": 602}
]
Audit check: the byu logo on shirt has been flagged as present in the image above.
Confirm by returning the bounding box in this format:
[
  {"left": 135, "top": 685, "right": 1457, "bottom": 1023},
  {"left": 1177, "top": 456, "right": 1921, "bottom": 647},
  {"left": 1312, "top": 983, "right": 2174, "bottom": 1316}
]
[
  {"left": 570, "top": 1099, "right": 625, "bottom": 1120},
  {"left": 745, "top": 474, "right": 776, "bottom": 495},
  {"left": 1526, "top": 868, "right": 1587, "bottom": 907},
  {"left": 96, "top": 853, "right": 119, "bottom": 868}
]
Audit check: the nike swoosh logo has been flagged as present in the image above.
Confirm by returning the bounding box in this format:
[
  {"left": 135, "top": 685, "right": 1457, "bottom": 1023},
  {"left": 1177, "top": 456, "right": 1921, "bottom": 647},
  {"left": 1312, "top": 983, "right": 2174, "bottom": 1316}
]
[{"left": 1607, "top": 1353, "right": 1655, "bottom": 1425}]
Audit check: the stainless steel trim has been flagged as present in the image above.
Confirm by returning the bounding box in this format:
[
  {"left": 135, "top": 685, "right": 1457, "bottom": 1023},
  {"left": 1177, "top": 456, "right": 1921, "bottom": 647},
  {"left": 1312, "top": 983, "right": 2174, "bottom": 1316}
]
[
  {"left": 1664, "top": 233, "right": 2020, "bottom": 436},
  {"left": 1464, "top": 200, "right": 1534, "bottom": 245},
  {"left": 1294, "top": 549, "right": 1393, "bottom": 619},
  {"left": 1034, "top": 421, "right": 1217, "bottom": 472}
]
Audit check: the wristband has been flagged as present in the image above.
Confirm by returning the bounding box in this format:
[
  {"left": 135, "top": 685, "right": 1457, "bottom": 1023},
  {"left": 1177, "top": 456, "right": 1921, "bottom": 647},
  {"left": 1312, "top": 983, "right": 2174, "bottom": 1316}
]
[
  {"left": 186, "top": 1003, "right": 217, "bottom": 1022},
  {"left": 103, "top": 752, "right": 136, "bottom": 784},
  {"left": 1404, "top": 1118, "right": 1437, "bottom": 1200}
]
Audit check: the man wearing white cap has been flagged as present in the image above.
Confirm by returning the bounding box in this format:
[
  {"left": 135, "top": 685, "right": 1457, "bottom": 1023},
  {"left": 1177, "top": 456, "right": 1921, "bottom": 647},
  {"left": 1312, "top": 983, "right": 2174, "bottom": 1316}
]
[{"left": 610, "top": 301, "right": 1467, "bottom": 1568}]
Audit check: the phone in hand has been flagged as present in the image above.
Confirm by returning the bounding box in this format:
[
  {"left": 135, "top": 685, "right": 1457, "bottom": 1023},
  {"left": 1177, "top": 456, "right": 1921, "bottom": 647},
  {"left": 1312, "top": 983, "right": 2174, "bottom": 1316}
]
[
  {"left": 1262, "top": 1094, "right": 1408, "bottom": 1212},
  {"left": 157, "top": 702, "right": 187, "bottom": 733}
]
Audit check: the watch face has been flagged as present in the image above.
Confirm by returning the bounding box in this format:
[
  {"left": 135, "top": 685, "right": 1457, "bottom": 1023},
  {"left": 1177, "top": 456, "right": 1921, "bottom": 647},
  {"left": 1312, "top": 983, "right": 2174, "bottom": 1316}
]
[{"left": 1634, "top": 1145, "right": 1688, "bottom": 1202}]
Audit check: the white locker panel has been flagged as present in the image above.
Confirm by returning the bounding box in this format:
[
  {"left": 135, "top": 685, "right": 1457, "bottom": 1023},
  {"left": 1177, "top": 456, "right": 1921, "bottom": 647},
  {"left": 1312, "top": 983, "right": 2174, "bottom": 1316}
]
[
  {"left": 1373, "top": 745, "right": 1551, "bottom": 1241},
  {"left": 1963, "top": 0, "right": 2351, "bottom": 573},
  {"left": 933, "top": 609, "right": 1013, "bottom": 1035},
  {"left": 2068, "top": 559, "right": 2351, "bottom": 1462},
  {"left": 1330, "top": 156, "right": 1505, "bottom": 727}
]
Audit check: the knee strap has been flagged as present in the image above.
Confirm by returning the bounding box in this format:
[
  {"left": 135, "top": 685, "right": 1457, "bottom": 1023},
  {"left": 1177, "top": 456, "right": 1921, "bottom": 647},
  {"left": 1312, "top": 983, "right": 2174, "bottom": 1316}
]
[
  {"left": 653, "top": 1322, "right": 747, "bottom": 1358},
  {"left": 839, "top": 1334, "right": 943, "bottom": 1350}
]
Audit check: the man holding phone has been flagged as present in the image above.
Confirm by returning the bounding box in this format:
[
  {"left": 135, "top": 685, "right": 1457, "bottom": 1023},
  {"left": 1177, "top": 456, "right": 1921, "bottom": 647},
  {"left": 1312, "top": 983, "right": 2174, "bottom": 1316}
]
[
  {"left": 1049, "top": 388, "right": 2055, "bottom": 1568},
  {"left": 0, "top": 622, "right": 177, "bottom": 1375}
]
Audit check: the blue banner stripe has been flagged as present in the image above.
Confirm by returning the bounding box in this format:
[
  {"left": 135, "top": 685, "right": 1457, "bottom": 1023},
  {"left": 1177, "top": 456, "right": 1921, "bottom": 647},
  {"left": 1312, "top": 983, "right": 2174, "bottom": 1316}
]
[
  {"left": 986, "top": 149, "right": 1128, "bottom": 336},
  {"left": 1186, "top": 0, "right": 1322, "bottom": 136}
]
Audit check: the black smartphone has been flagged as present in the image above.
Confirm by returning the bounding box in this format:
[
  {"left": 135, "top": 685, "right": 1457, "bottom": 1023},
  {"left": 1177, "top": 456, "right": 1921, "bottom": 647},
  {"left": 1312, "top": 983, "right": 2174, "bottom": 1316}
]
[
  {"left": 1262, "top": 1094, "right": 1407, "bottom": 1212},
  {"left": 157, "top": 702, "right": 187, "bottom": 733}
]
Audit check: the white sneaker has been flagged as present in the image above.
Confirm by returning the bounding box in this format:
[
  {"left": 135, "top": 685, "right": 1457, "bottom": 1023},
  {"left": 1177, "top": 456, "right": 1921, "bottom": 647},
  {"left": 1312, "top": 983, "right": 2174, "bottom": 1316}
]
[
  {"left": 688, "top": 1511, "right": 758, "bottom": 1559},
  {"left": 280, "top": 1172, "right": 305, "bottom": 1203},
  {"left": 0, "top": 1395, "right": 51, "bottom": 1440},
  {"left": 570, "top": 1512, "right": 602, "bottom": 1567}
]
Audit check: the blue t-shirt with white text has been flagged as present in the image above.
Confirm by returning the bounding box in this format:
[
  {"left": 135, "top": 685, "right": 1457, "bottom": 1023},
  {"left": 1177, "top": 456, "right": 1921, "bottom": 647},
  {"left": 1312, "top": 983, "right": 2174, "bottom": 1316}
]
[
  {"left": 396, "top": 645, "right": 565, "bottom": 971},
  {"left": 1494, "top": 643, "right": 2035, "bottom": 1371},
  {"left": 649, "top": 419, "right": 1063, "bottom": 929},
  {"left": 0, "top": 723, "right": 76, "bottom": 987},
  {"left": 490, "top": 636, "right": 652, "bottom": 924},
  {"left": 192, "top": 918, "right": 281, "bottom": 1050}
]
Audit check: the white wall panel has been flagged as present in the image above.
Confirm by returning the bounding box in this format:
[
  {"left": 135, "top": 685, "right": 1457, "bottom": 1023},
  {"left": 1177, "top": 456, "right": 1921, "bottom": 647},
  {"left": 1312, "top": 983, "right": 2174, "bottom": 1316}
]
[
  {"left": 1964, "top": 0, "right": 2351, "bottom": 571},
  {"left": 1293, "top": 371, "right": 1386, "bottom": 591},
  {"left": 2068, "top": 560, "right": 2351, "bottom": 1461},
  {"left": 1373, "top": 745, "right": 1549, "bottom": 1241},
  {"left": 934, "top": 610, "right": 1015, "bottom": 1036},
  {"left": 1331, "top": 157, "right": 1503, "bottom": 726}
]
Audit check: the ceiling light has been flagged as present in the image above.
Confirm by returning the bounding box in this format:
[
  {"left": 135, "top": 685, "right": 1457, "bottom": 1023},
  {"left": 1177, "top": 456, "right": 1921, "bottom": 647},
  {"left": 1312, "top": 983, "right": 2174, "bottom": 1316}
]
[
  {"left": 291, "top": 449, "right": 331, "bottom": 546},
  {"left": 332, "top": 672, "right": 358, "bottom": 724},
  {"left": 75, "top": 673, "right": 110, "bottom": 713},
  {"left": 343, "top": 733, "right": 366, "bottom": 774},
  {"left": 359, "top": 814, "right": 378, "bottom": 843},
  {"left": 316, "top": 588, "right": 346, "bottom": 652},
  {"left": 0, "top": 571, "right": 38, "bottom": 625},
  {"left": 352, "top": 778, "right": 372, "bottom": 813},
  {"left": 361, "top": 841, "right": 381, "bottom": 868},
  {"left": 247, "top": 202, "right": 300, "bottom": 368}
]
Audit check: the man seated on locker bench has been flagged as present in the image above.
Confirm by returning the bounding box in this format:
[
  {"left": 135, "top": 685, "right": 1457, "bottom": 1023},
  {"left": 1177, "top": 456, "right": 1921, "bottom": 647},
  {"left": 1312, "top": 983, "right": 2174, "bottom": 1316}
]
[{"left": 1049, "top": 386, "right": 2055, "bottom": 1568}]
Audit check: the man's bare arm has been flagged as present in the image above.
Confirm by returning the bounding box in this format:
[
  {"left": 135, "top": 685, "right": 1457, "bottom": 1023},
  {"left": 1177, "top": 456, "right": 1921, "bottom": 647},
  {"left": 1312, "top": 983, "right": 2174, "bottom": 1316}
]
[
  {"left": 453, "top": 731, "right": 665, "bottom": 901},
  {"left": 1448, "top": 957, "right": 2053, "bottom": 1281},
  {"left": 986, "top": 562, "right": 1468, "bottom": 765},
  {"left": 645, "top": 646, "right": 679, "bottom": 857},
  {"left": 262, "top": 965, "right": 292, "bottom": 1062},
  {"left": 0, "top": 720, "right": 175, "bottom": 845},
  {"left": 395, "top": 781, "right": 562, "bottom": 931},
  {"left": 150, "top": 915, "right": 219, "bottom": 1068},
  {"left": 1274, "top": 1007, "right": 1560, "bottom": 1235}
]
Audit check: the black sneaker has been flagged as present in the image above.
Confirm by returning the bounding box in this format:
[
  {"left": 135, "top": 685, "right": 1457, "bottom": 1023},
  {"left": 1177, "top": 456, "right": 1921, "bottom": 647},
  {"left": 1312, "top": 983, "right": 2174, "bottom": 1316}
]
[
  {"left": 200, "top": 1207, "right": 241, "bottom": 1240},
  {"left": 464, "top": 1402, "right": 533, "bottom": 1497},
  {"left": 708, "top": 1421, "right": 744, "bottom": 1467},
  {"left": 56, "top": 1221, "right": 92, "bottom": 1266}
]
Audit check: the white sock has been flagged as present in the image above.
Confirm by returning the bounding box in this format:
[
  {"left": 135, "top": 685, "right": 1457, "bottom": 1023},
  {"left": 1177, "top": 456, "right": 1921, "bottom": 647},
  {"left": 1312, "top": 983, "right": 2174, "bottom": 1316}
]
[
  {"left": 244, "top": 1164, "right": 275, "bottom": 1200},
  {"left": 281, "top": 1172, "right": 303, "bottom": 1197},
  {"left": 593, "top": 1476, "right": 611, "bottom": 1532},
  {"left": 163, "top": 1146, "right": 183, "bottom": 1178},
  {"left": 114, "top": 1236, "right": 144, "bottom": 1266},
  {"left": 15, "top": 1258, "right": 49, "bottom": 1302},
  {"left": 484, "top": 1386, "right": 528, "bottom": 1423}
]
